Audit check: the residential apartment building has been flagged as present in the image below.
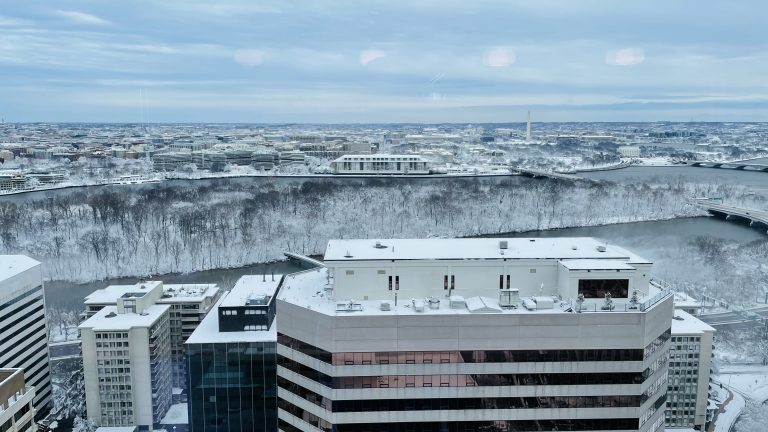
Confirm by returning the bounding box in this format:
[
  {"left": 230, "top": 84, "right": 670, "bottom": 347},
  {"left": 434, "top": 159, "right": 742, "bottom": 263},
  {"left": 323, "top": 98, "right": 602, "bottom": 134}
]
[
  {"left": 276, "top": 238, "right": 672, "bottom": 432},
  {"left": 665, "top": 310, "right": 715, "bottom": 430},
  {"left": 0, "top": 256, "right": 52, "bottom": 420},
  {"left": 0, "top": 369, "right": 36, "bottom": 432},
  {"left": 83, "top": 281, "right": 220, "bottom": 393},
  {"left": 79, "top": 292, "right": 172, "bottom": 429},
  {"left": 186, "top": 275, "right": 280, "bottom": 432}
]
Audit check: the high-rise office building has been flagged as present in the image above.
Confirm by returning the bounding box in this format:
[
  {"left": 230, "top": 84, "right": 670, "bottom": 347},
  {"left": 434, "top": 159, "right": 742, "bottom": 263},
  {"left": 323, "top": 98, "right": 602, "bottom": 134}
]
[
  {"left": 186, "top": 275, "right": 280, "bottom": 432},
  {"left": 276, "top": 238, "right": 672, "bottom": 432},
  {"left": 0, "top": 368, "right": 37, "bottom": 432},
  {"left": 82, "top": 281, "right": 221, "bottom": 394},
  {"left": 79, "top": 291, "right": 172, "bottom": 429},
  {"left": 0, "top": 256, "right": 52, "bottom": 420},
  {"left": 665, "top": 310, "right": 715, "bottom": 430}
]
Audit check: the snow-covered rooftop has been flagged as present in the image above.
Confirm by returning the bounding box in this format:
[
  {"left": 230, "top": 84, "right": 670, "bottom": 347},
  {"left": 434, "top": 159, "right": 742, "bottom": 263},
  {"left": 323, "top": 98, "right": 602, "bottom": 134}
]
[
  {"left": 79, "top": 304, "right": 169, "bottom": 331},
  {"left": 0, "top": 255, "right": 40, "bottom": 283},
  {"left": 672, "top": 291, "right": 701, "bottom": 309},
  {"left": 323, "top": 238, "right": 652, "bottom": 263},
  {"left": 84, "top": 281, "right": 218, "bottom": 304},
  {"left": 220, "top": 275, "right": 281, "bottom": 308},
  {"left": 671, "top": 310, "right": 715, "bottom": 335},
  {"left": 185, "top": 296, "right": 277, "bottom": 345},
  {"left": 277, "top": 267, "right": 665, "bottom": 317},
  {"left": 559, "top": 259, "right": 636, "bottom": 270}
]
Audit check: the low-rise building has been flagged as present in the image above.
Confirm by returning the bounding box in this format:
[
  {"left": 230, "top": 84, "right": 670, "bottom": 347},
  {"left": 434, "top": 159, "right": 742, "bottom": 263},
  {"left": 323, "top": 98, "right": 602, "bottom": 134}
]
[
  {"left": 330, "top": 154, "right": 430, "bottom": 174},
  {"left": 0, "top": 369, "right": 37, "bottom": 432}
]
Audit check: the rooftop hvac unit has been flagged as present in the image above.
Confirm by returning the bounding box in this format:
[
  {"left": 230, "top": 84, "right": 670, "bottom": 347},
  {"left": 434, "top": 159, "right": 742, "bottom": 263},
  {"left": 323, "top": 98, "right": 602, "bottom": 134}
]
[
  {"left": 533, "top": 296, "right": 555, "bottom": 309},
  {"left": 522, "top": 298, "right": 537, "bottom": 311},
  {"left": 413, "top": 299, "right": 425, "bottom": 312},
  {"left": 596, "top": 245, "right": 607, "bottom": 252},
  {"left": 380, "top": 300, "right": 392, "bottom": 311},
  {"left": 427, "top": 297, "right": 440, "bottom": 310},
  {"left": 499, "top": 240, "right": 508, "bottom": 249},
  {"left": 449, "top": 295, "right": 466, "bottom": 309},
  {"left": 499, "top": 288, "right": 520, "bottom": 308}
]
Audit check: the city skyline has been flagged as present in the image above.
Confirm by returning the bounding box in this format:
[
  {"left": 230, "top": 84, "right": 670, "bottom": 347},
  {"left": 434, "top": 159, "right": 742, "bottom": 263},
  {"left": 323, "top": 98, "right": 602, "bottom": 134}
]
[{"left": 1, "top": 1, "right": 767, "bottom": 123}]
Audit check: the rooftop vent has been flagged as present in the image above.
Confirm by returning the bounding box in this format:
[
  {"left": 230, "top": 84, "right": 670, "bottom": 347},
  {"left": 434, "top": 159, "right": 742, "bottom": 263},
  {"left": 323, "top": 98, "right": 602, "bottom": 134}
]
[
  {"left": 673, "top": 316, "right": 685, "bottom": 321},
  {"left": 344, "top": 250, "right": 353, "bottom": 258},
  {"left": 571, "top": 245, "right": 578, "bottom": 250},
  {"left": 380, "top": 300, "right": 392, "bottom": 311},
  {"left": 374, "top": 241, "right": 387, "bottom": 249},
  {"left": 499, "top": 240, "right": 508, "bottom": 249},
  {"left": 105, "top": 312, "right": 117, "bottom": 318},
  {"left": 529, "top": 239, "right": 536, "bottom": 242},
  {"left": 596, "top": 245, "right": 607, "bottom": 252}
]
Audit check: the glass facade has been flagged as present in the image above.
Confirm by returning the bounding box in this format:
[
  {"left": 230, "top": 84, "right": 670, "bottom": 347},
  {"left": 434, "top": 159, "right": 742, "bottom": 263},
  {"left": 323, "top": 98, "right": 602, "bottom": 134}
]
[
  {"left": 577, "top": 279, "right": 629, "bottom": 298},
  {"left": 187, "top": 341, "right": 277, "bottom": 432}
]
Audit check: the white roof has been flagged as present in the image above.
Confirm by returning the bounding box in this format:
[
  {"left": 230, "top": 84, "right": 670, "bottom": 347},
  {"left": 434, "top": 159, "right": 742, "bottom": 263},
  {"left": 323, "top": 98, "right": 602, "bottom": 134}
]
[
  {"left": 79, "top": 304, "right": 169, "bottom": 331},
  {"left": 84, "top": 282, "right": 218, "bottom": 304},
  {"left": 185, "top": 296, "right": 277, "bottom": 344},
  {"left": 559, "top": 259, "right": 636, "bottom": 270},
  {"left": 277, "top": 267, "right": 665, "bottom": 317},
  {"left": 324, "top": 238, "right": 651, "bottom": 263},
  {"left": 672, "top": 291, "right": 701, "bottom": 308},
  {"left": 0, "top": 255, "right": 40, "bottom": 283},
  {"left": 671, "top": 310, "right": 715, "bottom": 335},
  {"left": 220, "top": 275, "right": 281, "bottom": 308}
]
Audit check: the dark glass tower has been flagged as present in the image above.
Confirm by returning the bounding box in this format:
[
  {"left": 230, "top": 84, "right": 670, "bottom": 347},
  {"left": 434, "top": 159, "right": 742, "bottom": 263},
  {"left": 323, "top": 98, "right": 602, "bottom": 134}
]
[{"left": 185, "top": 275, "right": 281, "bottom": 432}]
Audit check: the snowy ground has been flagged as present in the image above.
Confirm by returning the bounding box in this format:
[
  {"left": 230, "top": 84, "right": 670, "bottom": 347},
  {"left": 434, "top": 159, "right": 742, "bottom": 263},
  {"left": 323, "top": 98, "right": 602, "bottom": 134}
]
[
  {"left": 714, "top": 365, "right": 768, "bottom": 403},
  {"left": 713, "top": 388, "right": 746, "bottom": 432},
  {"left": 160, "top": 403, "right": 188, "bottom": 425}
]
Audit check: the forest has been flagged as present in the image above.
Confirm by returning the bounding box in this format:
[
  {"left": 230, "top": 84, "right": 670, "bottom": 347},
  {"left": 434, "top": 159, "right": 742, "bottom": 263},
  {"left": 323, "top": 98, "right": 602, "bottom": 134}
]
[{"left": 0, "top": 176, "right": 753, "bottom": 282}]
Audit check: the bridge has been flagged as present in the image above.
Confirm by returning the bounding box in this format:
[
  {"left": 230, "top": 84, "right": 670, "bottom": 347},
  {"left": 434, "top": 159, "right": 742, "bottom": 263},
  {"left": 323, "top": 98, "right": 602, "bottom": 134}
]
[
  {"left": 514, "top": 168, "right": 585, "bottom": 182},
  {"left": 688, "top": 161, "right": 768, "bottom": 172},
  {"left": 691, "top": 198, "right": 768, "bottom": 231}
]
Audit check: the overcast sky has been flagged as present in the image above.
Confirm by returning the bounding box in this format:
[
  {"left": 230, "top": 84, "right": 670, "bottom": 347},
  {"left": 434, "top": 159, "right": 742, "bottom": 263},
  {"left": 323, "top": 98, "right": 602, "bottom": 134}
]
[{"left": 1, "top": 0, "right": 767, "bottom": 123}]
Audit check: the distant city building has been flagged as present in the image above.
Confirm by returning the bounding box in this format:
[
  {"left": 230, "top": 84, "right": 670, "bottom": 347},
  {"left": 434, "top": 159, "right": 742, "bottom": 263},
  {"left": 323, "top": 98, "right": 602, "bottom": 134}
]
[
  {"left": 186, "top": 275, "right": 280, "bottom": 432},
  {"left": 665, "top": 310, "right": 715, "bottom": 430},
  {"left": 619, "top": 146, "right": 641, "bottom": 158},
  {"left": 0, "top": 369, "right": 37, "bottom": 432},
  {"left": 330, "top": 154, "right": 431, "bottom": 174},
  {"left": 79, "top": 293, "right": 172, "bottom": 429},
  {"left": 0, "top": 256, "right": 52, "bottom": 420},
  {"left": 82, "top": 281, "right": 221, "bottom": 396},
  {"left": 276, "top": 238, "right": 672, "bottom": 432}
]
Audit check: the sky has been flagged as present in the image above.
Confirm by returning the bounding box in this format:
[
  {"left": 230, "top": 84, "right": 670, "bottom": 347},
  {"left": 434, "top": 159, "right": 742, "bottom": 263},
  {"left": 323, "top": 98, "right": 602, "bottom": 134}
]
[{"left": 1, "top": 0, "right": 767, "bottom": 123}]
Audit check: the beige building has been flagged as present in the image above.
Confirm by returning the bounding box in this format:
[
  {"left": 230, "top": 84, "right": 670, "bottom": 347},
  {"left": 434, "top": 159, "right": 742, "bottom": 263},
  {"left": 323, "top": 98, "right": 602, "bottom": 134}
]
[{"left": 0, "top": 369, "right": 36, "bottom": 432}]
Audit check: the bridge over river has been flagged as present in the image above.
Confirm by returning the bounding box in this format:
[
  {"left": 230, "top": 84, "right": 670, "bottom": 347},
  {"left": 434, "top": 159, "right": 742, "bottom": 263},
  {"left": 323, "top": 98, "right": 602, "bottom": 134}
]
[
  {"left": 691, "top": 198, "right": 768, "bottom": 232},
  {"left": 689, "top": 161, "right": 768, "bottom": 172}
]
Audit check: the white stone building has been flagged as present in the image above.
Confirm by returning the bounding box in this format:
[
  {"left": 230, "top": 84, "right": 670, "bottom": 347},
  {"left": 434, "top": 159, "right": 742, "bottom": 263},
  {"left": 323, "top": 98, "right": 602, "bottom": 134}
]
[
  {"left": 276, "top": 238, "right": 672, "bottom": 432},
  {"left": 665, "top": 310, "right": 715, "bottom": 430},
  {"left": 79, "top": 294, "right": 172, "bottom": 429},
  {"left": 618, "top": 146, "right": 641, "bottom": 158},
  {"left": 330, "top": 154, "right": 430, "bottom": 175},
  {"left": 0, "top": 256, "right": 52, "bottom": 420}
]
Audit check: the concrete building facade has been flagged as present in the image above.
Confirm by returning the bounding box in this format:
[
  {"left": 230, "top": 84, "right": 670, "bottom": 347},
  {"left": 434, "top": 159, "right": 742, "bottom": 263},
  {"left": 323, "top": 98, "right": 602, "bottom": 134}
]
[
  {"left": 82, "top": 281, "right": 221, "bottom": 393},
  {"left": 331, "top": 155, "right": 430, "bottom": 175},
  {"left": 276, "top": 238, "right": 673, "bottom": 432},
  {"left": 0, "top": 256, "right": 52, "bottom": 420},
  {"left": 79, "top": 294, "right": 172, "bottom": 429}
]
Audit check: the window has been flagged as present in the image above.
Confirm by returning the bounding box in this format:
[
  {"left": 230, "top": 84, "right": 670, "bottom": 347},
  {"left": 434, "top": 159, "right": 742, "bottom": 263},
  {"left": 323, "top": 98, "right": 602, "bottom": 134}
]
[
  {"left": 451, "top": 275, "right": 455, "bottom": 290},
  {"left": 395, "top": 276, "right": 400, "bottom": 290},
  {"left": 578, "top": 279, "right": 629, "bottom": 298},
  {"left": 388, "top": 276, "right": 392, "bottom": 291},
  {"left": 444, "top": 275, "right": 448, "bottom": 290},
  {"left": 499, "top": 275, "right": 504, "bottom": 289}
]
